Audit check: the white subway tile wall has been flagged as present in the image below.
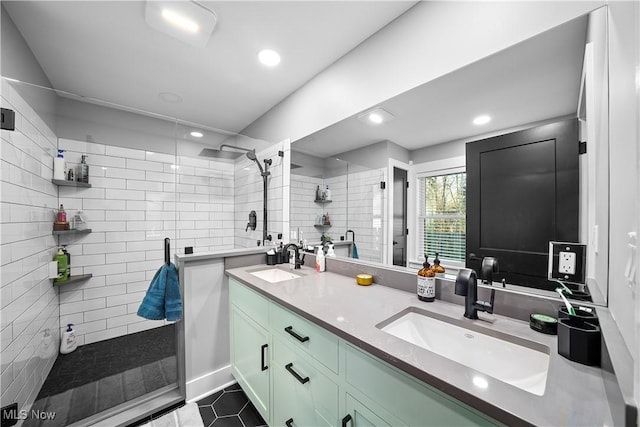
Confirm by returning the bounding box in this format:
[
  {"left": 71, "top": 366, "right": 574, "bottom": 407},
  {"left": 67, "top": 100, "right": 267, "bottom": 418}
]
[
  {"left": 346, "top": 168, "right": 386, "bottom": 263},
  {"left": 289, "top": 168, "right": 384, "bottom": 262},
  {"left": 57, "top": 138, "right": 240, "bottom": 347},
  {"left": 234, "top": 143, "right": 288, "bottom": 248},
  {"left": 1, "top": 81, "right": 60, "bottom": 412}
]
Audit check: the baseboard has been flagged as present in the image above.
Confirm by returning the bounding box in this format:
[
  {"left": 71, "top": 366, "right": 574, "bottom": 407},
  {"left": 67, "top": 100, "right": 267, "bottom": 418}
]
[{"left": 185, "top": 364, "right": 233, "bottom": 402}]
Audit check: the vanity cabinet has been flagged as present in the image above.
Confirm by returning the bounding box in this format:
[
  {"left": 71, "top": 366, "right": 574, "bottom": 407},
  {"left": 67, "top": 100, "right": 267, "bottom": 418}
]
[
  {"left": 229, "top": 281, "right": 271, "bottom": 421},
  {"left": 229, "top": 278, "right": 501, "bottom": 427}
]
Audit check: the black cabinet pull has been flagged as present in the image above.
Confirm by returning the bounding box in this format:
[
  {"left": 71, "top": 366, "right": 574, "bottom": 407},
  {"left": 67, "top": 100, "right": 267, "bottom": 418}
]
[
  {"left": 341, "top": 414, "right": 353, "bottom": 427},
  {"left": 285, "top": 362, "right": 309, "bottom": 384},
  {"left": 285, "top": 418, "right": 294, "bottom": 427},
  {"left": 261, "top": 344, "right": 268, "bottom": 371},
  {"left": 285, "top": 326, "right": 309, "bottom": 343}
]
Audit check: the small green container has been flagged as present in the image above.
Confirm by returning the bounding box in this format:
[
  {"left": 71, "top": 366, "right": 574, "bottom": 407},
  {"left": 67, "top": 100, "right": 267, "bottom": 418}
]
[{"left": 529, "top": 313, "right": 558, "bottom": 335}]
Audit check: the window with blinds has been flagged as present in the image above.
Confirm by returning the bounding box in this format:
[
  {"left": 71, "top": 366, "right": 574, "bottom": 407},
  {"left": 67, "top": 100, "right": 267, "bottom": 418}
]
[{"left": 417, "top": 171, "right": 466, "bottom": 264}]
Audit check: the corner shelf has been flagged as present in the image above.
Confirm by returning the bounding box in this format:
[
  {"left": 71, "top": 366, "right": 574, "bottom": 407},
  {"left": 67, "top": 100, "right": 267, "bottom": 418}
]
[
  {"left": 314, "top": 199, "right": 332, "bottom": 204},
  {"left": 314, "top": 223, "right": 331, "bottom": 228},
  {"left": 52, "top": 179, "right": 91, "bottom": 188},
  {"left": 53, "top": 273, "right": 93, "bottom": 285},
  {"left": 52, "top": 228, "right": 92, "bottom": 236}
]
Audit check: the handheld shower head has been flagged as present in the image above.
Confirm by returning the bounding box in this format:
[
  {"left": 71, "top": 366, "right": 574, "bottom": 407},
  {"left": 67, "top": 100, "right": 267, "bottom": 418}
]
[{"left": 246, "top": 150, "right": 257, "bottom": 161}]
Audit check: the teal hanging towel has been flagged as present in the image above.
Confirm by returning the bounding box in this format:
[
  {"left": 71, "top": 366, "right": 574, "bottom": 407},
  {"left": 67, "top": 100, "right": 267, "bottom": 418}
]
[
  {"left": 137, "top": 262, "right": 182, "bottom": 321},
  {"left": 352, "top": 242, "right": 359, "bottom": 259}
]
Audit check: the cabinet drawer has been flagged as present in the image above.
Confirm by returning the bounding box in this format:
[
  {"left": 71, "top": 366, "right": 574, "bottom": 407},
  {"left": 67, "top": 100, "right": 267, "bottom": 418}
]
[
  {"left": 344, "top": 344, "right": 500, "bottom": 427},
  {"left": 272, "top": 336, "right": 338, "bottom": 427},
  {"left": 229, "top": 278, "right": 268, "bottom": 326},
  {"left": 270, "top": 302, "right": 339, "bottom": 373}
]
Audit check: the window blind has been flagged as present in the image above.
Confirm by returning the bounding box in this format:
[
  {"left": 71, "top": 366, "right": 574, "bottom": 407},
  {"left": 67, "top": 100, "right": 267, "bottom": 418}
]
[{"left": 417, "top": 172, "right": 466, "bottom": 264}]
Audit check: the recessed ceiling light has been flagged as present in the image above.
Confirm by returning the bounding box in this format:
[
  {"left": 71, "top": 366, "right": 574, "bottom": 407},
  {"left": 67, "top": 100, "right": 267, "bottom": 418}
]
[
  {"left": 190, "top": 131, "right": 203, "bottom": 138},
  {"left": 258, "top": 49, "right": 281, "bottom": 67},
  {"left": 357, "top": 107, "right": 395, "bottom": 125},
  {"left": 158, "top": 92, "right": 183, "bottom": 103},
  {"left": 473, "top": 115, "right": 491, "bottom": 125}
]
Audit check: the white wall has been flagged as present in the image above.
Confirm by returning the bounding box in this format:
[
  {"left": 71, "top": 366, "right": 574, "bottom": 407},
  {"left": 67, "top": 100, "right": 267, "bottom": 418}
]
[
  {"left": 607, "top": 0, "right": 640, "bottom": 362},
  {"left": 243, "top": 1, "right": 604, "bottom": 144},
  {"left": 56, "top": 138, "right": 236, "bottom": 346},
  {"left": 0, "top": 80, "right": 59, "bottom": 418}
]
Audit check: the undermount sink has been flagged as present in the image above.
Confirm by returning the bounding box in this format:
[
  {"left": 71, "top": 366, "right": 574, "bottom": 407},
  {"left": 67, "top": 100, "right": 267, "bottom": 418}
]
[
  {"left": 377, "top": 308, "right": 549, "bottom": 396},
  {"left": 249, "top": 268, "right": 302, "bottom": 283}
]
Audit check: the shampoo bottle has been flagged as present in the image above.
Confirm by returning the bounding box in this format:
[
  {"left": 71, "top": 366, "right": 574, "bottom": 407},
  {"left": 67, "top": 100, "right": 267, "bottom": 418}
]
[
  {"left": 53, "top": 150, "right": 66, "bottom": 181},
  {"left": 60, "top": 324, "right": 77, "bottom": 354},
  {"left": 54, "top": 248, "right": 69, "bottom": 282},
  {"left": 315, "top": 246, "right": 325, "bottom": 272}
]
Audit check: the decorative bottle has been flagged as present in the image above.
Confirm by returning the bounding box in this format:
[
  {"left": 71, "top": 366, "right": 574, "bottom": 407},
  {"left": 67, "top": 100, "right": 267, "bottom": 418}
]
[{"left": 417, "top": 255, "right": 435, "bottom": 302}]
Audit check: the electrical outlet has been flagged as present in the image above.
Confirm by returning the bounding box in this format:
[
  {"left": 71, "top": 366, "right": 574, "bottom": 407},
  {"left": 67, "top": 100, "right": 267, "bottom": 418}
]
[{"left": 559, "top": 251, "right": 576, "bottom": 275}]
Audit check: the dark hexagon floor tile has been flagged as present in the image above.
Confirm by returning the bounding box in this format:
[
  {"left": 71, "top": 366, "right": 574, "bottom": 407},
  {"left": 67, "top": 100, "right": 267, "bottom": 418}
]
[
  {"left": 212, "top": 391, "right": 248, "bottom": 417},
  {"left": 198, "top": 405, "right": 216, "bottom": 426},
  {"left": 211, "top": 415, "right": 244, "bottom": 427},
  {"left": 238, "top": 401, "right": 266, "bottom": 427}
]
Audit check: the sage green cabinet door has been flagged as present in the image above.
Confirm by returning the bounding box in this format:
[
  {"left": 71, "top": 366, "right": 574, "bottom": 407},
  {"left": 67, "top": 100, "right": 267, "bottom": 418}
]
[
  {"left": 343, "top": 393, "right": 392, "bottom": 427},
  {"left": 272, "top": 336, "right": 338, "bottom": 427},
  {"left": 230, "top": 305, "right": 270, "bottom": 422}
]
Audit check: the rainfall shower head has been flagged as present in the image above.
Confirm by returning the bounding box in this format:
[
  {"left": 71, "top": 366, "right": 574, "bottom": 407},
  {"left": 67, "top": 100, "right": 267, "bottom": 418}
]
[
  {"left": 198, "top": 144, "right": 254, "bottom": 160},
  {"left": 198, "top": 148, "right": 243, "bottom": 159}
]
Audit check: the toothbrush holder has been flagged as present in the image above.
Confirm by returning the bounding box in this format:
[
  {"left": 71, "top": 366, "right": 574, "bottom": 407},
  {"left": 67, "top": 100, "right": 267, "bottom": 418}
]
[
  {"left": 558, "top": 306, "right": 599, "bottom": 325},
  {"left": 557, "top": 318, "right": 601, "bottom": 366}
]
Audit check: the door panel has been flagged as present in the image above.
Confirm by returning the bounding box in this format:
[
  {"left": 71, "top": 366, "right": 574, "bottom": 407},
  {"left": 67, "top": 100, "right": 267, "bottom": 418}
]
[
  {"left": 466, "top": 119, "right": 579, "bottom": 289},
  {"left": 392, "top": 167, "right": 408, "bottom": 266}
]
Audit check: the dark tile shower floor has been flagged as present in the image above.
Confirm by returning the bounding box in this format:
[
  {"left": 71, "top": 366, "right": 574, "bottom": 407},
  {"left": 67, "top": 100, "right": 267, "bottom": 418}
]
[
  {"left": 197, "top": 383, "right": 266, "bottom": 427},
  {"left": 24, "top": 324, "right": 177, "bottom": 427}
]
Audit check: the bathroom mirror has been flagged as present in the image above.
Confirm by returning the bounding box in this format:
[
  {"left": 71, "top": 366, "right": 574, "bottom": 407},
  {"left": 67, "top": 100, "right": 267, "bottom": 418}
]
[{"left": 289, "top": 7, "right": 609, "bottom": 306}]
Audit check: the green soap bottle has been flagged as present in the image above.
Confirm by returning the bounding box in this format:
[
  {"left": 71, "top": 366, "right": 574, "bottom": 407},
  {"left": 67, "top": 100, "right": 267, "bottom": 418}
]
[{"left": 54, "top": 248, "right": 69, "bottom": 282}]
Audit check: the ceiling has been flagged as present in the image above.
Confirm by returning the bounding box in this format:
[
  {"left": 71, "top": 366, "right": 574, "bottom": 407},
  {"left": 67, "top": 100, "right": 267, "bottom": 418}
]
[
  {"left": 293, "top": 12, "right": 588, "bottom": 158},
  {"left": 3, "top": 1, "right": 417, "bottom": 135}
]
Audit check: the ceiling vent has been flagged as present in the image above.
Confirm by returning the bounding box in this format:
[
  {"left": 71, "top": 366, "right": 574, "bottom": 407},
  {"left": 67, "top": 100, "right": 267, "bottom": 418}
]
[{"left": 145, "top": 1, "right": 217, "bottom": 48}]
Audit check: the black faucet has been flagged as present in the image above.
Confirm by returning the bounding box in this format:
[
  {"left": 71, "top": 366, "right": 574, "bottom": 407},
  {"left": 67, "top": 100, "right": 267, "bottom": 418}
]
[
  {"left": 282, "top": 243, "right": 304, "bottom": 269},
  {"left": 454, "top": 268, "right": 496, "bottom": 319}
]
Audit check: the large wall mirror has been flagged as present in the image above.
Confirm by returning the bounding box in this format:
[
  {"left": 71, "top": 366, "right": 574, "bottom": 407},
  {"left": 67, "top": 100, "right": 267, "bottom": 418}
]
[{"left": 290, "top": 6, "right": 609, "bottom": 306}]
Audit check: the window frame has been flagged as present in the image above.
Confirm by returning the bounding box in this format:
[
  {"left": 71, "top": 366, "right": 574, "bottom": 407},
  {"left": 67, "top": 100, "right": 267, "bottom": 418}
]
[{"left": 408, "top": 156, "right": 466, "bottom": 271}]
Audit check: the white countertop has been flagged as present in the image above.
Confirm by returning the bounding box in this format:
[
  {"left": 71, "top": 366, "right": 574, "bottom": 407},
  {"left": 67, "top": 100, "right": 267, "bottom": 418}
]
[{"left": 226, "top": 264, "right": 613, "bottom": 427}]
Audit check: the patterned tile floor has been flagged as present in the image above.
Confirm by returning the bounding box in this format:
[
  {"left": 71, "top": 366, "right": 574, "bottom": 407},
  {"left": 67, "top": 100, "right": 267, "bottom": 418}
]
[{"left": 197, "top": 383, "right": 267, "bottom": 427}]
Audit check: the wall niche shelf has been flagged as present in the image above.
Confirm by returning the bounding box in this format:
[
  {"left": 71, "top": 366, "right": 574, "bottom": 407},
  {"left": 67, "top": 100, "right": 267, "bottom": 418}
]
[
  {"left": 52, "top": 228, "right": 92, "bottom": 236},
  {"left": 52, "top": 179, "right": 91, "bottom": 188},
  {"left": 53, "top": 273, "right": 93, "bottom": 285}
]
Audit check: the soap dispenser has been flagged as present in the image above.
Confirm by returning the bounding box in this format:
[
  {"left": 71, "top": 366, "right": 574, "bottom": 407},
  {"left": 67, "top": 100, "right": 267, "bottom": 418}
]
[{"left": 60, "top": 324, "right": 77, "bottom": 354}]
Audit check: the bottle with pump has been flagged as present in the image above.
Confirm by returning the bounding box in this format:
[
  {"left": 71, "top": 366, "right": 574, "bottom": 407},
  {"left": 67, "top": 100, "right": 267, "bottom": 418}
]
[
  {"left": 326, "top": 243, "right": 336, "bottom": 257},
  {"left": 53, "top": 149, "right": 66, "bottom": 181},
  {"left": 324, "top": 185, "right": 331, "bottom": 201},
  {"left": 417, "top": 255, "right": 435, "bottom": 302},
  {"left": 60, "top": 324, "right": 77, "bottom": 354},
  {"left": 315, "top": 245, "right": 325, "bottom": 272},
  {"left": 54, "top": 248, "right": 69, "bottom": 282}
]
